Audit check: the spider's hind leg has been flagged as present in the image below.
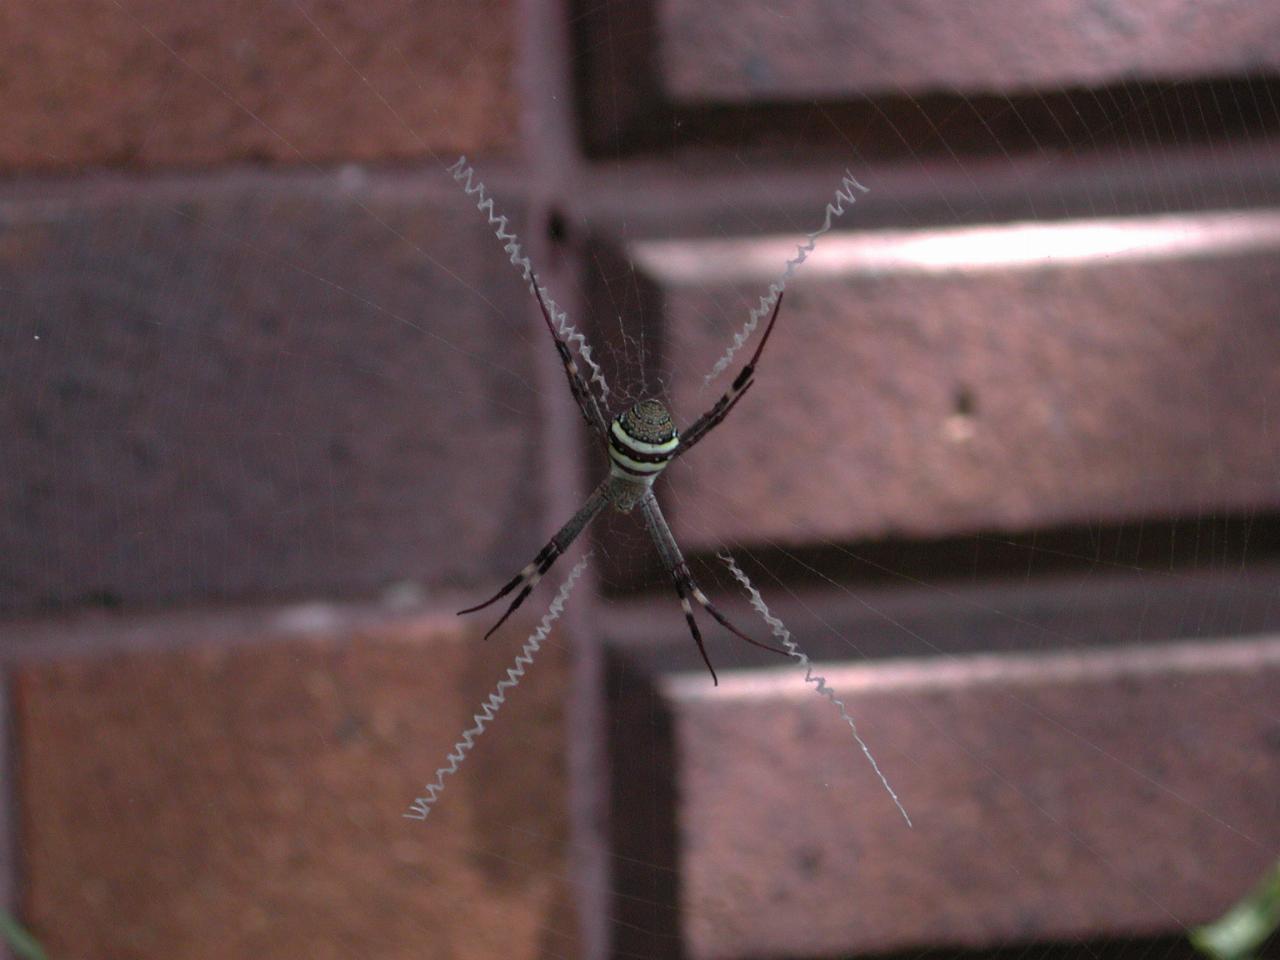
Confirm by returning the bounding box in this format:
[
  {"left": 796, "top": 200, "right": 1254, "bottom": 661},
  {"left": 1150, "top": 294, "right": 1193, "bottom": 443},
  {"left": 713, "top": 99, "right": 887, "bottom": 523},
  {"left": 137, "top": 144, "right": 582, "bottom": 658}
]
[
  {"left": 680, "top": 568, "right": 788, "bottom": 665},
  {"left": 682, "top": 571, "right": 788, "bottom": 658},
  {"left": 671, "top": 570, "right": 719, "bottom": 685},
  {"left": 459, "top": 480, "right": 610, "bottom": 640},
  {"left": 638, "top": 490, "right": 788, "bottom": 685},
  {"left": 457, "top": 539, "right": 563, "bottom": 640}
]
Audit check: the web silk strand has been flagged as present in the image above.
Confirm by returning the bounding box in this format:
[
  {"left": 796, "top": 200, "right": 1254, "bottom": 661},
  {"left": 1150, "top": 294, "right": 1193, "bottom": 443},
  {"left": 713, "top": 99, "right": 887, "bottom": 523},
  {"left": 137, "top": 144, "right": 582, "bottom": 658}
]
[
  {"left": 404, "top": 555, "right": 590, "bottom": 821},
  {"left": 719, "top": 552, "right": 912, "bottom": 827},
  {"left": 448, "top": 155, "right": 611, "bottom": 406},
  {"left": 704, "top": 171, "right": 869, "bottom": 387}
]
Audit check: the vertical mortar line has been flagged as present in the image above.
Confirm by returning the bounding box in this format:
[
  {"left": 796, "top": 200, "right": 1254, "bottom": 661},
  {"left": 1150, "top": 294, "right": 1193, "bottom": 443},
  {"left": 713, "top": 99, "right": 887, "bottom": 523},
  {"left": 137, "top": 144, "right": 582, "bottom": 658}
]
[
  {"left": 518, "top": 0, "right": 611, "bottom": 957},
  {"left": 1, "top": 666, "right": 15, "bottom": 960}
]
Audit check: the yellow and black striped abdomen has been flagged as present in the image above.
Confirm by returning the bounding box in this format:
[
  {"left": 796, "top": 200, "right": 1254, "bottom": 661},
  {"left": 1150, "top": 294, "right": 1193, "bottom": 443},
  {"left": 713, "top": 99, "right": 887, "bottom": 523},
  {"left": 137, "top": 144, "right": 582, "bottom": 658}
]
[{"left": 608, "top": 399, "right": 678, "bottom": 480}]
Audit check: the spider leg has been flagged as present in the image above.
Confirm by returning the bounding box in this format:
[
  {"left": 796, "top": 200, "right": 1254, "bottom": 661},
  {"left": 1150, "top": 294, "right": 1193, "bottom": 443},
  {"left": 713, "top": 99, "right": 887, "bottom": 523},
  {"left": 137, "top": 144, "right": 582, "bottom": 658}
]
[
  {"left": 528, "top": 272, "right": 610, "bottom": 438},
  {"left": 671, "top": 570, "right": 719, "bottom": 686},
  {"left": 459, "top": 480, "right": 610, "bottom": 639},
  {"left": 675, "top": 292, "right": 783, "bottom": 457},
  {"left": 638, "top": 490, "right": 787, "bottom": 686},
  {"left": 684, "top": 573, "right": 787, "bottom": 657}
]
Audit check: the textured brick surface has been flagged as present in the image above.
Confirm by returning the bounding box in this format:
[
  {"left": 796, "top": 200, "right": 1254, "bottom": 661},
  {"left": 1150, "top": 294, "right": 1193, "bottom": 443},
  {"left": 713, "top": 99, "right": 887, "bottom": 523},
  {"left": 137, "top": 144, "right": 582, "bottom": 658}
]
[
  {"left": 0, "top": 172, "right": 549, "bottom": 613},
  {"left": 655, "top": 0, "right": 1280, "bottom": 102},
  {"left": 0, "top": 0, "right": 517, "bottom": 171},
  {"left": 611, "top": 631, "right": 1280, "bottom": 959},
  {"left": 12, "top": 604, "right": 578, "bottom": 959},
  {"left": 629, "top": 209, "right": 1280, "bottom": 552}
]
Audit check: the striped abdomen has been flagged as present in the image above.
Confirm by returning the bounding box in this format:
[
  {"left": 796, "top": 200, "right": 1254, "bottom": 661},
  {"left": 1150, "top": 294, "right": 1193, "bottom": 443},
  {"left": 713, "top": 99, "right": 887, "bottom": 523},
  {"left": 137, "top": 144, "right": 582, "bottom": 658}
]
[{"left": 608, "top": 398, "right": 678, "bottom": 483}]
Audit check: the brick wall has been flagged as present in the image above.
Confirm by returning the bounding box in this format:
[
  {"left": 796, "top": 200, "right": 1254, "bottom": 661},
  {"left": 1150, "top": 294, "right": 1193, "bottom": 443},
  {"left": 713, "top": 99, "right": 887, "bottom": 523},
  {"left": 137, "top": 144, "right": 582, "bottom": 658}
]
[{"left": 3, "top": 2, "right": 1279, "bottom": 959}]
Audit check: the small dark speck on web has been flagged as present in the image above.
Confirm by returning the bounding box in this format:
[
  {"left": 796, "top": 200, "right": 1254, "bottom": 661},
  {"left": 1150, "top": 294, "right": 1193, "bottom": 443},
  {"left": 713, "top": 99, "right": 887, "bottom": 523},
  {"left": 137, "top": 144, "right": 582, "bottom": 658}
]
[
  {"left": 335, "top": 714, "right": 365, "bottom": 744},
  {"left": 1261, "top": 723, "right": 1280, "bottom": 753},
  {"left": 83, "top": 590, "right": 124, "bottom": 610},
  {"left": 953, "top": 385, "right": 977, "bottom": 417},
  {"left": 329, "top": 438, "right": 353, "bottom": 465},
  {"left": 744, "top": 54, "right": 776, "bottom": 88},
  {"left": 794, "top": 846, "right": 823, "bottom": 876},
  {"left": 56, "top": 376, "right": 86, "bottom": 403},
  {"left": 546, "top": 207, "right": 569, "bottom": 246}
]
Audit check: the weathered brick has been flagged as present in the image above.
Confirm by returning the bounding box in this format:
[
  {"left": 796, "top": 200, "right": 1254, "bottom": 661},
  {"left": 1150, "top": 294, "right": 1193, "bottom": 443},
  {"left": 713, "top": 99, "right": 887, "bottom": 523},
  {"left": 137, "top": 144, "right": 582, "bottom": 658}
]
[
  {"left": 0, "top": 0, "right": 518, "bottom": 171},
  {"left": 609, "top": 616, "right": 1280, "bottom": 959},
  {"left": 11, "top": 603, "right": 578, "bottom": 959},
  {"left": 577, "top": 1, "right": 1280, "bottom": 153},
  {"left": 626, "top": 208, "right": 1280, "bottom": 552},
  {"left": 655, "top": 0, "right": 1280, "bottom": 103},
  {"left": 0, "top": 171, "right": 549, "bottom": 613}
]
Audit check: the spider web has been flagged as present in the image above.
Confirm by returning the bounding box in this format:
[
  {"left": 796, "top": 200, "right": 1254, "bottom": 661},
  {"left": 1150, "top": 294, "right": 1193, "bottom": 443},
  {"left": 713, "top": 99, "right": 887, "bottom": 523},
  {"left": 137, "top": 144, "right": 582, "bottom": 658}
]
[{"left": 4, "top": 3, "right": 1280, "bottom": 960}]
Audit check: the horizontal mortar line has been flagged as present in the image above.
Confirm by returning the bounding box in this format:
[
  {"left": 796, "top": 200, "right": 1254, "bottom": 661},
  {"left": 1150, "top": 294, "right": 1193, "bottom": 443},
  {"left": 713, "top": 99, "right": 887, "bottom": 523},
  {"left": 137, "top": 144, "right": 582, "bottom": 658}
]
[
  {"left": 0, "top": 599, "right": 487, "bottom": 665},
  {"left": 631, "top": 208, "right": 1280, "bottom": 283},
  {"left": 0, "top": 158, "right": 533, "bottom": 215},
  {"left": 584, "top": 137, "right": 1280, "bottom": 222},
  {"left": 665, "top": 632, "right": 1280, "bottom": 702}
]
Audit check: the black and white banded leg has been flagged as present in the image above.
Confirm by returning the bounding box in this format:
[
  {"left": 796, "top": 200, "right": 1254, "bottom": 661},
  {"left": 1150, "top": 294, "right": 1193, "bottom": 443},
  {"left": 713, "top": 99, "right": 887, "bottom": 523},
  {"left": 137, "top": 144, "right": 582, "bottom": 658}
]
[
  {"left": 675, "top": 292, "right": 784, "bottom": 459},
  {"left": 459, "top": 480, "right": 610, "bottom": 638},
  {"left": 528, "top": 273, "right": 610, "bottom": 438},
  {"left": 638, "top": 489, "right": 787, "bottom": 685}
]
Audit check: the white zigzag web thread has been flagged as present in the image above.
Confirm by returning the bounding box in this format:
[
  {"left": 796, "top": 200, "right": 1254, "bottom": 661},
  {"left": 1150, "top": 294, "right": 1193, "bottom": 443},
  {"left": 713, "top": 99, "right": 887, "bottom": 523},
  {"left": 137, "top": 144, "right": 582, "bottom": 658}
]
[
  {"left": 449, "top": 155, "right": 611, "bottom": 406},
  {"left": 719, "top": 552, "right": 913, "bottom": 827},
  {"left": 404, "top": 555, "right": 590, "bottom": 821},
  {"left": 704, "top": 171, "right": 869, "bottom": 387}
]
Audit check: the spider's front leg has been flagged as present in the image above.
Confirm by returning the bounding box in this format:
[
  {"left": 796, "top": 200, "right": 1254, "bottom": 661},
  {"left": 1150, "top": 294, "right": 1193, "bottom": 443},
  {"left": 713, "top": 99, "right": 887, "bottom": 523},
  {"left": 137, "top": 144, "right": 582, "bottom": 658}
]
[
  {"left": 528, "top": 273, "right": 610, "bottom": 438},
  {"left": 676, "top": 292, "right": 784, "bottom": 458}
]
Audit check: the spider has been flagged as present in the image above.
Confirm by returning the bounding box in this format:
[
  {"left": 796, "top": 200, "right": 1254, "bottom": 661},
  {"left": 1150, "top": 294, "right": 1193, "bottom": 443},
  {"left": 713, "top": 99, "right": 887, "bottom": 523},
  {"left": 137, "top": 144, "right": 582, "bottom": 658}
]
[{"left": 459, "top": 278, "right": 788, "bottom": 684}]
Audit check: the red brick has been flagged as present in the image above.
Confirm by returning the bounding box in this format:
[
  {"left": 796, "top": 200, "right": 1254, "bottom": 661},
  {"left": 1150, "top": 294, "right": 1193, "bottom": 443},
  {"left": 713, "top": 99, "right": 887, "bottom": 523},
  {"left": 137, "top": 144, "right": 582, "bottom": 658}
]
[
  {"left": 0, "top": 171, "right": 550, "bottom": 613},
  {"left": 0, "top": 0, "right": 518, "bottom": 172},
  {"left": 12, "top": 603, "right": 578, "bottom": 959},
  {"left": 611, "top": 623, "right": 1280, "bottom": 959},
  {"left": 628, "top": 207, "right": 1280, "bottom": 551},
  {"left": 655, "top": 0, "right": 1280, "bottom": 103}
]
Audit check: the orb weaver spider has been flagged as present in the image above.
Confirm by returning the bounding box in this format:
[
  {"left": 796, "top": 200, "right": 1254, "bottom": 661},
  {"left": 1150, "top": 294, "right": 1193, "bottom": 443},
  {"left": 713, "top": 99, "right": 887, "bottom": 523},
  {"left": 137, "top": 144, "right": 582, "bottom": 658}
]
[{"left": 460, "top": 279, "right": 788, "bottom": 684}]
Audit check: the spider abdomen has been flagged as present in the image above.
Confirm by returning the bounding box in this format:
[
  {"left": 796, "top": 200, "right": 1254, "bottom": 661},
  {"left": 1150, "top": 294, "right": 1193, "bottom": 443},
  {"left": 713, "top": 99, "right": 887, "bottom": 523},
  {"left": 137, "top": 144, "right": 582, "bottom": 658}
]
[{"left": 607, "top": 398, "right": 678, "bottom": 483}]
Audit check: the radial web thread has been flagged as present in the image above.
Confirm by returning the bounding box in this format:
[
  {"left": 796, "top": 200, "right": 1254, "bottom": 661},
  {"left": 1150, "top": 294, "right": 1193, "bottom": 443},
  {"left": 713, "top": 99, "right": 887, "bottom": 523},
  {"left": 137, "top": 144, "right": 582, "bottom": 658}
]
[
  {"left": 404, "top": 555, "right": 590, "bottom": 821},
  {"left": 704, "top": 171, "right": 869, "bottom": 386},
  {"left": 448, "top": 155, "right": 610, "bottom": 406},
  {"left": 719, "top": 552, "right": 912, "bottom": 827}
]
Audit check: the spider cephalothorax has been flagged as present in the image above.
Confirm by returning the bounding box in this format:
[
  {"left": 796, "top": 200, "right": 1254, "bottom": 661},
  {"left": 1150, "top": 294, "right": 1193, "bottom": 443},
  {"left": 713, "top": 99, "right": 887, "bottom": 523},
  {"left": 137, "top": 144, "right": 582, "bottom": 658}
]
[{"left": 459, "top": 280, "right": 786, "bottom": 684}]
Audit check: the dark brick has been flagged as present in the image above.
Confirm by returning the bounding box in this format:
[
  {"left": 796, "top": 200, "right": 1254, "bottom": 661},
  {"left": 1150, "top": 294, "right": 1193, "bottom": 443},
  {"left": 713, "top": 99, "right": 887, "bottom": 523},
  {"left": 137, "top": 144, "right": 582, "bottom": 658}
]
[
  {"left": 0, "top": 0, "right": 517, "bottom": 172},
  {"left": 610, "top": 620, "right": 1280, "bottom": 959},
  {"left": 12, "top": 603, "right": 578, "bottom": 959},
  {"left": 626, "top": 208, "right": 1280, "bottom": 552},
  {"left": 656, "top": 0, "right": 1280, "bottom": 102},
  {"left": 0, "top": 171, "right": 550, "bottom": 613}
]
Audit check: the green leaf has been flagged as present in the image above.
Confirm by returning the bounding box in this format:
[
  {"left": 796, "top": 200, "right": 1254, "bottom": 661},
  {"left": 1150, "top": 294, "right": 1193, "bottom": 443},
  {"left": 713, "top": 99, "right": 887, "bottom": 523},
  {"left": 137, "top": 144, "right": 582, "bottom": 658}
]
[
  {"left": 0, "top": 910, "right": 49, "bottom": 960},
  {"left": 1191, "top": 860, "right": 1280, "bottom": 960}
]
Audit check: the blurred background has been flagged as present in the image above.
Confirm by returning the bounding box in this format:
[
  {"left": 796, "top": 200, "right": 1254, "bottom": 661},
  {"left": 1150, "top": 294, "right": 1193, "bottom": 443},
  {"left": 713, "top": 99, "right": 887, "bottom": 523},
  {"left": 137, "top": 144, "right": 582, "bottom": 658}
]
[{"left": 2, "top": 1, "right": 1279, "bottom": 958}]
